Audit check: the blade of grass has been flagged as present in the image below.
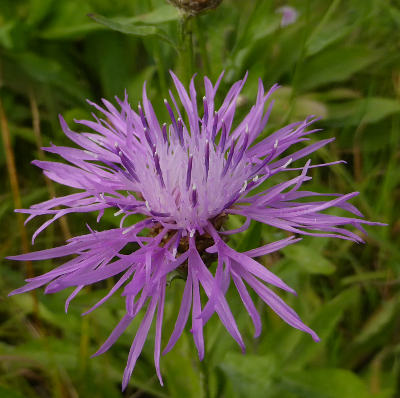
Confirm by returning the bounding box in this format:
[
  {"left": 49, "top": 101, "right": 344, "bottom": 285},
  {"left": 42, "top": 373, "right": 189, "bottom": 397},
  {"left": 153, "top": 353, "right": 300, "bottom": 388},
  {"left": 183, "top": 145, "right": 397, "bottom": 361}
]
[
  {"left": 28, "top": 88, "right": 71, "bottom": 241},
  {"left": 0, "top": 64, "right": 38, "bottom": 321}
]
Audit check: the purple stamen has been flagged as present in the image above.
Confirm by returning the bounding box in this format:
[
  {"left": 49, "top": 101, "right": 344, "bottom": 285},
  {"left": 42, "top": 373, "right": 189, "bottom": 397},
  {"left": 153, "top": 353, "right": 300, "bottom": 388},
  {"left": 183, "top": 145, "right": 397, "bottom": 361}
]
[
  {"left": 153, "top": 152, "right": 165, "bottom": 188},
  {"left": 233, "top": 131, "right": 249, "bottom": 169},
  {"left": 164, "top": 99, "right": 178, "bottom": 133},
  {"left": 222, "top": 140, "right": 236, "bottom": 176},
  {"left": 205, "top": 140, "right": 210, "bottom": 180},
  {"left": 203, "top": 96, "right": 209, "bottom": 127},
  {"left": 190, "top": 186, "right": 198, "bottom": 207},
  {"left": 162, "top": 123, "right": 168, "bottom": 143},
  {"left": 118, "top": 151, "right": 140, "bottom": 182},
  {"left": 177, "top": 118, "right": 184, "bottom": 146},
  {"left": 186, "top": 154, "right": 193, "bottom": 190},
  {"left": 223, "top": 191, "right": 241, "bottom": 210},
  {"left": 219, "top": 121, "right": 227, "bottom": 153},
  {"left": 150, "top": 210, "right": 171, "bottom": 218},
  {"left": 249, "top": 144, "right": 277, "bottom": 178},
  {"left": 211, "top": 112, "right": 219, "bottom": 142},
  {"left": 144, "top": 127, "right": 155, "bottom": 153},
  {"left": 138, "top": 103, "right": 147, "bottom": 128}
]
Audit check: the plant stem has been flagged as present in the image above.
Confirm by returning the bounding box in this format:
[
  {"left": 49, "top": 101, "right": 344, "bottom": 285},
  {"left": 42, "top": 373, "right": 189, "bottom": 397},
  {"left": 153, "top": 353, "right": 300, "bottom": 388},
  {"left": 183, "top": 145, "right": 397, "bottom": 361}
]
[
  {"left": 0, "top": 69, "right": 39, "bottom": 321},
  {"left": 148, "top": 0, "right": 168, "bottom": 96},
  {"left": 200, "top": 356, "right": 211, "bottom": 398},
  {"left": 194, "top": 17, "right": 211, "bottom": 77},
  {"left": 180, "top": 14, "right": 194, "bottom": 84},
  {"left": 28, "top": 88, "right": 72, "bottom": 241}
]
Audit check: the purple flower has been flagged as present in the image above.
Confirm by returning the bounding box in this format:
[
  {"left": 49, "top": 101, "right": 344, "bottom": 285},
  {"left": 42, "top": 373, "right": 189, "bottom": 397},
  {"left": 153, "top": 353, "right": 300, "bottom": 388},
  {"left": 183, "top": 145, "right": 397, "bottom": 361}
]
[
  {"left": 276, "top": 6, "right": 299, "bottom": 27},
  {"left": 8, "top": 72, "right": 381, "bottom": 390}
]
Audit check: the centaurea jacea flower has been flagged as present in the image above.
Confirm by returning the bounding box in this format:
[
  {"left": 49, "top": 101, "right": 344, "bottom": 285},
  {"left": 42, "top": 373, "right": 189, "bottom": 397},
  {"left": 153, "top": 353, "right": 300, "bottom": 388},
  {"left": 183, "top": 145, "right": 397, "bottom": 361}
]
[{"left": 8, "top": 72, "right": 380, "bottom": 390}]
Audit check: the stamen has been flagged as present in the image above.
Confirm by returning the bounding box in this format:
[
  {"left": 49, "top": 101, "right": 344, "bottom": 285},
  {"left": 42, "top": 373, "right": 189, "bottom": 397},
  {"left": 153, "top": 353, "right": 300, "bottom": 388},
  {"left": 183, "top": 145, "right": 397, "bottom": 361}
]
[
  {"left": 190, "top": 185, "right": 198, "bottom": 207},
  {"left": 144, "top": 127, "right": 155, "bottom": 153},
  {"left": 118, "top": 150, "right": 140, "bottom": 182},
  {"left": 203, "top": 96, "right": 208, "bottom": 126},
  {"left": 122, "top": 225, "right": 136, "bottom": 235},
  {"left": 162, "top": 123, "right": 168, "bottom": 143},
  {"left": 219, "top": 120, "right": 227, "bottom": 153},
  {"left": 138, "top": 103, "right": 147, "bottom": 128},
  {"left": 205, "top": 140, "right": 210, "bottom": 180},
  {"left": 223, "top": 191, "right": 241, "bottom": 210},
  {"left": 114, "top": 209, "right": 124, "bottom": 216},
  {"left": 282, "top": 158, "right": 293, "bottom": 169},
  {"left": 186, "top": 154, "right": 193, "bottom": 190},
  {"left": 177, "top": 118, "right": 184, "bottom": 146},
  {"left": 222, "top": 140, "right": 236, "bottom": 176},
  {"left": 250, "top": 155, "right": 271, "bottom": 178},
  {"left": 240, "top": 180, "right": 248, "bottom": 193},
  {"left": 150, "top": 210, "right": 171, "bottom": 217},
  {"left": 171, "top": 230, "right": 182, "bottom": 258},
  {"left": 211, "top": 112, "right": 219, "bottom": 142},
  {"left": 84, "top": 150, "right": 98, "bottom": 158},
  {"left": 153, "top": 152, "right": 165, "bottom": 188},
  {"left": 164, "top": 99, "right": 178, "bottom": 133},
  {"left": 233, "top": 131, "right": 249, "bottom": 169}
]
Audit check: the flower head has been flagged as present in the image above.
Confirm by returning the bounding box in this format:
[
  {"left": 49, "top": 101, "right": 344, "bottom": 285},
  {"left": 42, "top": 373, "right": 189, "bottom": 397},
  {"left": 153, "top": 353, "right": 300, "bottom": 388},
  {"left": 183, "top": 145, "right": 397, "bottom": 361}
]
[
  {"left": 167, "top": 0, "right": 223, "bottom": 15},
  {"left": 276, "top": 6, "right": 299, "bottom": 27},
  {"left": 8, "top": 72, "right": 380, "bottom": 390}
]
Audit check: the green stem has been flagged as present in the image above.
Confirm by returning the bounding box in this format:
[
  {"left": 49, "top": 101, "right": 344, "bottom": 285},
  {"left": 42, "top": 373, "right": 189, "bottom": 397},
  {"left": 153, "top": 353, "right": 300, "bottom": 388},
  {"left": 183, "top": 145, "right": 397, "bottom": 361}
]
[
  {"left": 180, "top": 14, "right": 194, "bottom": 84},
  {"left": 194, "top": 17, "right": 211, "bottom": 77},
  {"left": 284, "top": 0, "right": 311, "bottom": 124},
  {"left": 149, "top": 0, "right": 168, "bottom": 96},
  {"left": 200, "top": 356, "right": 211, "bottom": 398},
  {"left": 154, "top": 44, "right": 168, "bottom": 96}
]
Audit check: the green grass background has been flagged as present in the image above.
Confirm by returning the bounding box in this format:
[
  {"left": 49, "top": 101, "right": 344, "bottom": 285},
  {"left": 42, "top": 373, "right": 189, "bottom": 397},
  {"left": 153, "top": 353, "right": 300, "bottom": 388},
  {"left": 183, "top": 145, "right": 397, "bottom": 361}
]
[{"left": 0, "top": 0, "right": 399, "bottom": 397}]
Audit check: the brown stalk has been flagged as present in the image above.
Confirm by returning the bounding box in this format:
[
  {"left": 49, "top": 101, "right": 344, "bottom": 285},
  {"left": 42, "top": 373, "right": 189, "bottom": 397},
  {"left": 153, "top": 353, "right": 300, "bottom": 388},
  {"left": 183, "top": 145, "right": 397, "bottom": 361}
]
[
  {"left": 28, "top": 88, "right": 71, "bottom": 240},
  {"left": 0, "top": 82, "right": 39, "bottom": 319}
]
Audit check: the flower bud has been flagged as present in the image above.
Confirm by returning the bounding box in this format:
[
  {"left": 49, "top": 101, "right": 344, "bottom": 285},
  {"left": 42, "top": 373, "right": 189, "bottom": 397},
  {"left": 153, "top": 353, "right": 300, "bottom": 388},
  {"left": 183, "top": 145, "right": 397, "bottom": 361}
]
[{"left": 167, "top": 0, "right": 223, "bottom": 15}]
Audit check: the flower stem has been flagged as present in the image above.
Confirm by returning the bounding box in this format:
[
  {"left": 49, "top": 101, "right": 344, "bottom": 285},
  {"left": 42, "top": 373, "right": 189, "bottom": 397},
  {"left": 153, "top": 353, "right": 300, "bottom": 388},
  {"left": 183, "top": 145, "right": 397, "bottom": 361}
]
[
  {"left": 28, "top": 88, "right": 72, "bottom": 241},
  {"left": 194, "top": 17, "right": 211, "bottom": 78},
  {"left": 180, "top": 14, "right": 194, "bottom": 84},
  {"left": 0, "top": 68, "right": 39, "bottom": 321},
  {"left": 149, "top": 0, "right": 168, "bottom": 96},
  {"left": 200, "top": 356, "right": 211, "bottom": 398}
]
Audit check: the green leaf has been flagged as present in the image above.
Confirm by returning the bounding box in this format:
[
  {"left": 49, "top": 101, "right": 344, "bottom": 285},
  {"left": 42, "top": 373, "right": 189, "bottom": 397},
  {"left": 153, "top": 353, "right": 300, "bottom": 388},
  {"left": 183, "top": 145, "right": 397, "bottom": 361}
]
[
  {"left": 37, "top": 0, "right": 98, "bottom": 39},
  {"left": 353, "top": 296, "right": 400, "bottom": 346},
  {"left": 297, "top": 47, "right": 378, "bottom": 91},
  {"left": 88, "top": 13, "right": 175, "bottom": 47},
  {"left": 128, "top": 5, "right": 180, "bottom": 25},
  {"left": 280, "top": 368, "right": 373, "bottom": 398},
  {"left": 11, "top": 52, "right": 89, "bottom": 101},
  {"left": 162, "top": 332, "right": 202, "bottom": 398},
  {"left": 88, "top": 13, "right": 158, "bottom": 35},
  {"left": 0, "top": 386, "right": 26, "bottom": 398},
  {"left": 219, "top": 353, "right": 277, "bottom": 398},
  {"left": 306, "top": 21, "right": 353, "bottom": 56},
  {"left": 27, "top": 0, "right": 55, "bottom": 27},
  {"left": 284, "top": 244, "right": 336, "bottom": 275},
  {"left": 285, "top": 288, "right": 360, "bottom": 368},
  {"left": 327, "top": 97, "right": 400, "bottom": 126},
  {"left": 39, "top": 22, "right": 103, "bottom": 39},
  {"left": 237, "top": 221, "right": 262, "bottom": 251}
]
